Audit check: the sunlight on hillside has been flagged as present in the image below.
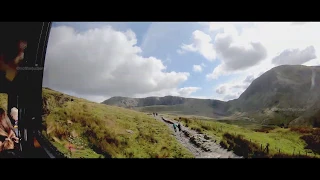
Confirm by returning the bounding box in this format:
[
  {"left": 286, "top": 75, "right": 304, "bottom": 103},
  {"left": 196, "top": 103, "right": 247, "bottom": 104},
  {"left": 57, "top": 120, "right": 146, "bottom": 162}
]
[
  {"left": 170, "top": 116, "right": 319, "bottom": 158},
  {"left": 42, "top": 88, "right": 194, "bottom": 158}
]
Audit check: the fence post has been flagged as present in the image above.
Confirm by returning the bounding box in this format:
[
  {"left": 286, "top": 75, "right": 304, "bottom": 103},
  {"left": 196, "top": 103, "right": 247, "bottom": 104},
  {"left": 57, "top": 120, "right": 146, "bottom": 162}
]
[
  {"left": 279, "top": 149, "right": 280, "bottom": 153},
  {"left": 293, "top": 148, "right": 295, "bottom": 156},
  {"left": 260, "top": 144, "right": 262, "bottom": 150}
]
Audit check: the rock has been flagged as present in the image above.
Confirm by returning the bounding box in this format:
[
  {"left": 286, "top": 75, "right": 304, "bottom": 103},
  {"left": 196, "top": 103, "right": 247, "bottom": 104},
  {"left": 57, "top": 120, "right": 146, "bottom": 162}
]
[
  {"left": 71, "top": 130, "right": 78, "bottom": 137},
  {"left": 190, "top": 135, "right": 208, "bottom": 147},
  {"left": 189, "top": 136, "right": 201, "bottom": 147},
  {"left": 201, "top": 144, "right": 211, "bottom": 152},
  {"left": 126, "top": 129, "right": 134, "bottom": 134},
  {"left": 183, "top": 130, "right": 192, "bottom": 137},
  {"left": 204, "top": 134, "right": 212, "bottom": 140}
]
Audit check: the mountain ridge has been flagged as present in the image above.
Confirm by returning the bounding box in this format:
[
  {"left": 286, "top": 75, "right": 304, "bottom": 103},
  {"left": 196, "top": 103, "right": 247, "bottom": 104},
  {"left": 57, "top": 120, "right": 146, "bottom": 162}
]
[{"left": 102, "top": 65, "right": 320, "bottom": 127}]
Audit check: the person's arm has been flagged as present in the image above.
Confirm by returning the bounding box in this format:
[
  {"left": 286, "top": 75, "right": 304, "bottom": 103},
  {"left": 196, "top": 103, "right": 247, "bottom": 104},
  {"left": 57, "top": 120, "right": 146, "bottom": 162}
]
[
  {"left": 5, "top": 117, "right": 14, "bottom": 131},
  {"left": 8, "top": 129, "right": 18, "bottom": 143}
]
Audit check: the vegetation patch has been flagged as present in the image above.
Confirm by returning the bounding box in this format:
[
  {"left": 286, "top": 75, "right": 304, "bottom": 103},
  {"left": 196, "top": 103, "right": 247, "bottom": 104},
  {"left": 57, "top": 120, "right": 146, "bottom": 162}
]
[
  {"left": 40, "top": 88, "right": 194, "bottom": 158},
  {"left": 173, "top": 116, "right": 320, "bottom": 158}
]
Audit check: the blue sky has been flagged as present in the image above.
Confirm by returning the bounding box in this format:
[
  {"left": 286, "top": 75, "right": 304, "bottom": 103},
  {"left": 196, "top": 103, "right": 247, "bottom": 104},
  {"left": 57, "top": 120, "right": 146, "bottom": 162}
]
[{"left": 44, "top": 22, "right": 320, "bottom": 102}]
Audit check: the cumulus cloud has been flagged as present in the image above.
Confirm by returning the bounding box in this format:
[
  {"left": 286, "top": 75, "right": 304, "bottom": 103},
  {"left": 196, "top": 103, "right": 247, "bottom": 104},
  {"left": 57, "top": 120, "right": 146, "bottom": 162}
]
[
  {"left": 272, "top": 46, "right": 317, "bottom": 65},
  {"left": 193, "top": 63, "right": 206, "bottom": 72},
  {"left": 214, "top": 74, "right": 257, "bottom": 101},
  {"left": 244, "top": 75, "right": 255, "bottom": 83},
  {"left": 43, "top": 26, "right": 191, "bottom": 102},
  {"left": 214, "top": 36, "right": 267, "bottom": 71},
  {"left": 215, "top": 86, "right": 226, "bottom": 94},
  {"left": 178, "top": 30, "right": 216, "bottom": 61},
  {"left": 193, "top": 65, "right": 202, "bottom": 72},
  {"left": 223, "top": 94, "right": 238, "bottom": 101},
  {"left": 202, "top": 22, "right": 320, "bottom": 82},
  {"left": 302, "top": 59, "right": 320, "bottom": 66},
  {"left": 133, "top": 87, "right": 201, "bottom": 98},
  {"left": 205, "top": 24, "right": 267, "bottom": 79},
  {"left": 190, "top": 22, "right": 320, "bottom": 101},
  {"left": 177, "top": 87, "right": 202, "bottom": 97}
]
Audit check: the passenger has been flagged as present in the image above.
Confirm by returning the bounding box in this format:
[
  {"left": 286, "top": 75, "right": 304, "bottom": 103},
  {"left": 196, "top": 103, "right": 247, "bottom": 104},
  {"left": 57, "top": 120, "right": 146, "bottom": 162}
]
[
  {"left": 0, "top": 108, "right": 18, "bottom": 152},
  {"left": 0, "top": 40, "right": 27, "bottom": 82},
  {"left": 10, "top": 107, "right": 18, "bottom": 136},
  {"left": 0, "top": 137, "right": 14, "bottom": 152}
]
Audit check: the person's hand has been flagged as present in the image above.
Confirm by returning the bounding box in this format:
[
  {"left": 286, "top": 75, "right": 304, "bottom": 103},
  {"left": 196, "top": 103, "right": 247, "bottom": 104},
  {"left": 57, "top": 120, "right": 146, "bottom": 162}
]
[{"left": 12, "top": 136, "right": 19, "bottom": 143}]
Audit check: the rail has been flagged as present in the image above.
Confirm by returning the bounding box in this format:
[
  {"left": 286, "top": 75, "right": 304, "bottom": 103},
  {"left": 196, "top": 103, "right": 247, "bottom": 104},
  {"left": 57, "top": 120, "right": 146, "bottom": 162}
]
[{"left": 34, "top": 130, "right": 66, "bottom": 158}]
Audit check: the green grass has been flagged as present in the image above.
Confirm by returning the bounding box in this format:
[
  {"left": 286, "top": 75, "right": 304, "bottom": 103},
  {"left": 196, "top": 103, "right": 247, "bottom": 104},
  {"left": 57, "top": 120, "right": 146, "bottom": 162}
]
[
  {"left": 173, "top": 116, "right": 319, "bottom": 158},
  {"left": 41, "top": 88, "right": 194, "bottom": 158},
  {"left": 136, "top": 101, "right": 222, "bottom": 118},
  {"left": 291, "top": 127, "right": 320, "bottom": 154}
]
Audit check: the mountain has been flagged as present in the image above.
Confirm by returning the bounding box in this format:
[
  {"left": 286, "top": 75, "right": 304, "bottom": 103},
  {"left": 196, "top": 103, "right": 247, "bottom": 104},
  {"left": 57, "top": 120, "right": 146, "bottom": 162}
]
[
  {"left": 103, "top": 96, "right": 231, "bottom": 118},
  {"left": 235, "top": 65, "right": 320, "bottom": 111},
  {"left": 103, "top": 65, "right": 320, "bottom": 127},
  {"left": 103, "top": 96, "right": 186, "bottom": 108}
]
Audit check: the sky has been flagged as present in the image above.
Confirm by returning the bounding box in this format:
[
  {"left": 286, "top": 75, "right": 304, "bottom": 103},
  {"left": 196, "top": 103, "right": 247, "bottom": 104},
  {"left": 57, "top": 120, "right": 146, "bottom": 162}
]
[{"left": 43, "top": 22, "right": 320, "bottom": 103}]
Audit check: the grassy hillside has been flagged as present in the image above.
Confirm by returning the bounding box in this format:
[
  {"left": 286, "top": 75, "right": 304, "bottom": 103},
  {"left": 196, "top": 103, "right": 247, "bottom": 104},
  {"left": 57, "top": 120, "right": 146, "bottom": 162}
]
[
  {"left": 168, "top": 115, "right": 319, "bottom": 158},
  {"left": 41, "top": 88, "right": 194, "bottom": 158},
  {"left": 136, "top": 102, "right": 225, "bottom": 118}
]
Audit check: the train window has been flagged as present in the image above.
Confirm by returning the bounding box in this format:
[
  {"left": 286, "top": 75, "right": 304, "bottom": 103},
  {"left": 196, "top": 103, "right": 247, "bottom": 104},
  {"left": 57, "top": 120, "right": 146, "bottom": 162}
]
[{"left": 41, "top": 22, "right": 196, "bottom": 158}]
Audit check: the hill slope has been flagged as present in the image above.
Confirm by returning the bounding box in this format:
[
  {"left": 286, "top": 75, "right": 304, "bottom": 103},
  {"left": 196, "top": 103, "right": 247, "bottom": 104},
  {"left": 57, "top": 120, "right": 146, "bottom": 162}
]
[
  {"left": 234, "top": 65, "right": 320, "bottom": 111},
  {"left": 103, "top": 65, "right": 320, "bottom": 127},
  {"left": 41, "top": 88, "right": 193, "bottom": 158},
  {"left": 103, "top": 96, "right": 231, "bottom": 117}
]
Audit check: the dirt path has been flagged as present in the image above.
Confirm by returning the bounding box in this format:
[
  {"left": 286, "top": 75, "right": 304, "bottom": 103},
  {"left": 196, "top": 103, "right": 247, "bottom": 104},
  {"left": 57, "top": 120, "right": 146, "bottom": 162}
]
[{"left": 154, "top": 115, "right": 241, "bottom": 158}]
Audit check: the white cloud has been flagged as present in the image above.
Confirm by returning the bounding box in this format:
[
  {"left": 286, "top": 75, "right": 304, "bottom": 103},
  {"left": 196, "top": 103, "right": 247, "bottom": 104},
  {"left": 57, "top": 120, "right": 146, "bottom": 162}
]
[
  {"left": 193, "top": 63, "right": 207, "bottom": 73},
  {"left": 193, "top": 65, "right": 203, "bottom": 72},
  {"left": 133, "top": 87, "right": 201, "bottom": 98},
  {"left": 272, "top": 46, "right": 317, "bottom": 65},
  {"left": 190, "top": 95, "right": 211, "bottom": 99},
  {"left": 177, "top": 87, "right": 202, "bottom": 97},
  {"left": 178, "top": 30, "right": 216, "bottom": 61},
  {"left": 214, "top": 74, "right": 258, "bottom": 101},
  {"left": 215, "top": 85, "right": 226, "bottom": 94},
  {"left": 44, "top": 26, "right": 192, "bottom": 102},
  {"left": 200, "top": 22, "right": 320, "bottom": 80},
  {"left": 243, "top": 74, "right": 255, "bottom": 83},
  {"left": 194, "top": 22, "right": 320, "bottom": 100},
  {"left": 177, "top": 49, "right": 185, "bottom": 54},
  {"left": 302, "top": 58, "right": 320, "bottom": 66}
]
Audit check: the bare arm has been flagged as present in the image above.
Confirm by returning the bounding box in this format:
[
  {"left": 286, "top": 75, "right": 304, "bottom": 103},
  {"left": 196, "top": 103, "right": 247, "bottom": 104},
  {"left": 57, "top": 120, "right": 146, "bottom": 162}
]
[{"left": 5, "top": 117, "right": 14, "bottom": 131}]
